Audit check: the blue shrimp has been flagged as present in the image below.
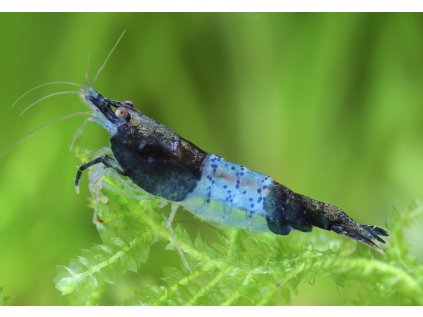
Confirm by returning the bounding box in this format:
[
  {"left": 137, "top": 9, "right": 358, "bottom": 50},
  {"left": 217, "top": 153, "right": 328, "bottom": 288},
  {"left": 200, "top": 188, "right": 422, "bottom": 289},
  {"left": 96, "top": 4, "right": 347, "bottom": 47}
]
[
  {"left": 19, "top": 32, "right": 387, "bottom": 272},
  {"left": 75, "top": 86, "right": 388, "bottom": 271}
]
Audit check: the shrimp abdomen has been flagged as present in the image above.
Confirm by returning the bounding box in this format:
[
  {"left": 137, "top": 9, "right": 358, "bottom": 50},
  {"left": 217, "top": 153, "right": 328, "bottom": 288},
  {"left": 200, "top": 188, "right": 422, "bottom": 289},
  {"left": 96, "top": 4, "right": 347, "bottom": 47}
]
[{"left": 265, "top": 182, "right": 389, "bottom": 249}]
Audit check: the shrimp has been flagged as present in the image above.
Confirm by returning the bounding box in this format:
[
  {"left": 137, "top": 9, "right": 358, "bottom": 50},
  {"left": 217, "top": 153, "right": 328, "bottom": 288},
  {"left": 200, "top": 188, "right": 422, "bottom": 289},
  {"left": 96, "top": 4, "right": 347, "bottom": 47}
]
[
  {"left": 75, "top": 85, "right": 388, "bottom": 272},
  {"left": 18, "top": 32, "right": 389, "bottom": 273}
]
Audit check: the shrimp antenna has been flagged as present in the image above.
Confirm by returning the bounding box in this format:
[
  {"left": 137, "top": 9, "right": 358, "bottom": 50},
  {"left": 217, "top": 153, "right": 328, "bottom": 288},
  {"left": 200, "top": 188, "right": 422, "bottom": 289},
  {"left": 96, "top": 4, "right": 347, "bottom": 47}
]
[
  {"left": 91, "top": 30, "right": 126, "bottom": 87},
  {"left": 20, "top": 90, "right": 80, "bottom": 116},
  {"left": 69, "top": 117, "right": 91, "bottom": 152},
  {"left": 12, "top": 81, "right": 82, "bottom": 107},
  {"left": 0, "top": 111, "right": 90, "bottom": 159},
  {"left": 84, "top": 55, "right": 90, "bottom": 90}
]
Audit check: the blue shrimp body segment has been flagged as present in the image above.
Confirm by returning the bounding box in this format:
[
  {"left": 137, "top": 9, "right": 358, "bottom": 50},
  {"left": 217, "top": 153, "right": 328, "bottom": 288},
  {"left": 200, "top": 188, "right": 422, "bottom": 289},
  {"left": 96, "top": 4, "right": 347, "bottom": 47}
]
[{"left": 182, "top": 154, "right": 273, "bottom": 231}]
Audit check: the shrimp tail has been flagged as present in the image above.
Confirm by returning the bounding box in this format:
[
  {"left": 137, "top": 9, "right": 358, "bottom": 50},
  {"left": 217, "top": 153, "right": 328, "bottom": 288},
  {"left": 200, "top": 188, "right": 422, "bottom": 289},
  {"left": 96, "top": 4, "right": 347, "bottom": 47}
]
[
  {"left": 265, "top": 183, "right": 389, "bottom": 250},
  {"left": 299, "top": 194, "right": 389, "bottom": 250}
]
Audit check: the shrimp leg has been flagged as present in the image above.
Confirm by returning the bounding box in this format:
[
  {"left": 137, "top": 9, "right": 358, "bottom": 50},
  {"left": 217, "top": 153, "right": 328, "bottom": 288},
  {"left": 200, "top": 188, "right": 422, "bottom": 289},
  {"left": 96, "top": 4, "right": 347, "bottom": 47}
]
[
  {"left": 75, "top": 155, "right": 127, "bottom": 193},
  {"left": 166, "top": 204, "right": 192, "bottom": 272}
]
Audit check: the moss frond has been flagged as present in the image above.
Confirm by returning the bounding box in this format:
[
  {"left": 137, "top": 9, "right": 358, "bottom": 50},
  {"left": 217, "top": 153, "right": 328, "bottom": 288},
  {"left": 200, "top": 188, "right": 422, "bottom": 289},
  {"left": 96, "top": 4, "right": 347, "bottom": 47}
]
[{"left": 55, "top": 151, "right": 423, "bottom": 305}]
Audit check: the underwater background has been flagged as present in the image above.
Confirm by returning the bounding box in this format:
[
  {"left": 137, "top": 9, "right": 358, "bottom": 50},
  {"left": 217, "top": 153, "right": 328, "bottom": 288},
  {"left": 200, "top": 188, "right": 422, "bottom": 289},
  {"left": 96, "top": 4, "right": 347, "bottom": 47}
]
[{"left": 0, "top": 13, "right": 422, "bottom": 305}]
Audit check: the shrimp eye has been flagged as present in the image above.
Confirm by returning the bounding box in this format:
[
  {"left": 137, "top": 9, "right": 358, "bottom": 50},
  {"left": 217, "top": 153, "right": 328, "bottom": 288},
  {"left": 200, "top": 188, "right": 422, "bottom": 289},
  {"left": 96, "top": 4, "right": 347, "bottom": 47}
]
[
  {"left": 115, "top": 107, "right": 130, "bottom": 120},
  {"left": 123, "top": 100, "right": 135, "bottom": 108}
]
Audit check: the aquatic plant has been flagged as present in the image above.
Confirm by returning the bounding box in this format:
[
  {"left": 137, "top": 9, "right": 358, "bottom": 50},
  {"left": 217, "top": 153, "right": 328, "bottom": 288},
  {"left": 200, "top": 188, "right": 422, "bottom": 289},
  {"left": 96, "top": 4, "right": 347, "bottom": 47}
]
[{"left": 54, "top": 150, "right": 423, "bottom": 305}]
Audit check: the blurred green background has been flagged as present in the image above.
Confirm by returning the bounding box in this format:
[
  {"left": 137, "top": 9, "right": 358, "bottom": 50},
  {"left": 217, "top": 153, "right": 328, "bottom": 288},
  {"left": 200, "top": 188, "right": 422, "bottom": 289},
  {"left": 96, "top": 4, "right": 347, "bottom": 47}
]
[{"left": 0, "top": 13, "right": 422, "bottom": 305}]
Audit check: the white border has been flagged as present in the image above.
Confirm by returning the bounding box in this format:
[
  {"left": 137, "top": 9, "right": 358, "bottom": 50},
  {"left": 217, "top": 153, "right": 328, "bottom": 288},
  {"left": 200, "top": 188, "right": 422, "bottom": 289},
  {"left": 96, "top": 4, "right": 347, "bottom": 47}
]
[
  {"left": 2, "top": 0, "right": 423, "bottom": 12},
  {"left": 0, "top": 306, "right": 422, "bottom": 317},
  {"left": 1, "top": 1, "right": 422, "bottom": 315}
]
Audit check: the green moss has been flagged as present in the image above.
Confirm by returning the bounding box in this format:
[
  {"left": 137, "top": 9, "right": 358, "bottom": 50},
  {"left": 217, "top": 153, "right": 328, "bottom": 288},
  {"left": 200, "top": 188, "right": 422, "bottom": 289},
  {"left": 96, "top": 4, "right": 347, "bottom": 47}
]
[{"left": 55, "top": 156, "right": 423, "bottom": 305}]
